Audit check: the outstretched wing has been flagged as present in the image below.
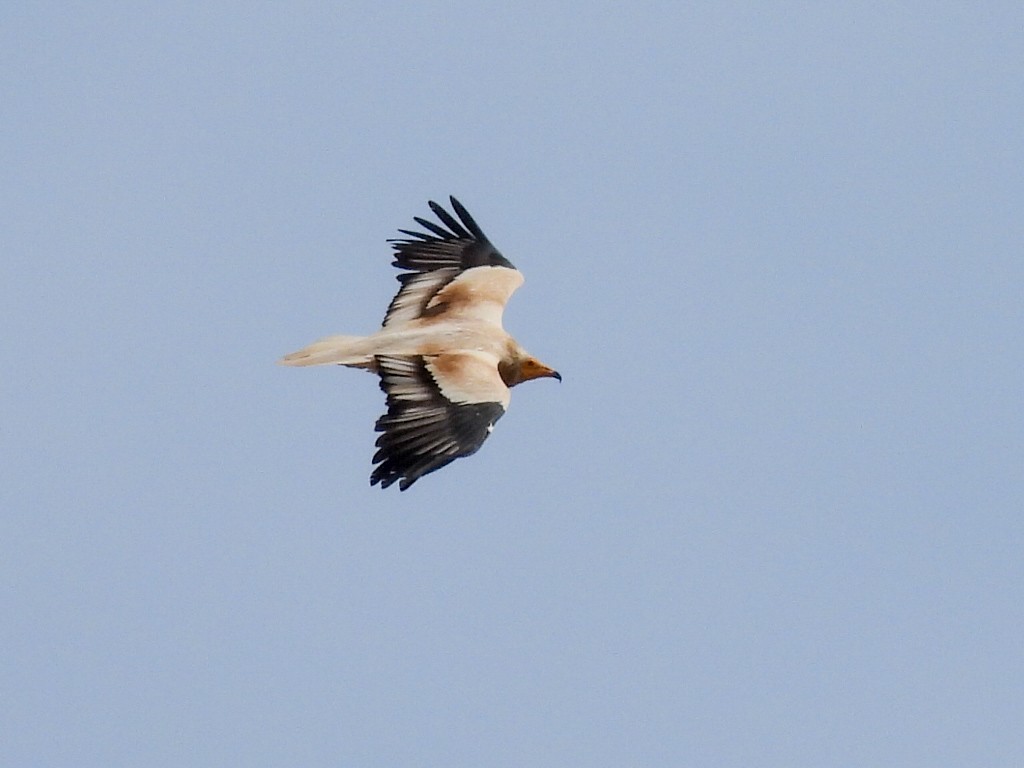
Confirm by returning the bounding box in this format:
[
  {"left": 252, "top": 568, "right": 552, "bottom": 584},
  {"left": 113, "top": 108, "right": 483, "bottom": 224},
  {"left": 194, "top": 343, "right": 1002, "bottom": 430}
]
[
  {"left": 370, "top": 352, "right": 510, "bottom": 490},
  {"left": 383, "top": 197, "right": 522, "bottom": 328}
]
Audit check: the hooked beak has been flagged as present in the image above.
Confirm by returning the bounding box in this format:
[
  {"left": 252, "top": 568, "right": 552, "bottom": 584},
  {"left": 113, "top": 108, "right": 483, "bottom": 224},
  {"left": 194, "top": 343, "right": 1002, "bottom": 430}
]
[
  {"left": 539, "top": 364, "right": 561, "bottom": 382},
  {"left": 521, "top": 360, "right": 561, "bottom": 384}
]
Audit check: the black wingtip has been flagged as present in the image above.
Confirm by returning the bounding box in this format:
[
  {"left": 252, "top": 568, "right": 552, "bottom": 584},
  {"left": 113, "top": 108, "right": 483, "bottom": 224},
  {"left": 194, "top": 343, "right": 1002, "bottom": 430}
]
[
  {"left": 426, "top": 200, "right": 469, "bottom": 239},
  {"left": 447, "top": 196, "right": 489, "bottom": 243}
]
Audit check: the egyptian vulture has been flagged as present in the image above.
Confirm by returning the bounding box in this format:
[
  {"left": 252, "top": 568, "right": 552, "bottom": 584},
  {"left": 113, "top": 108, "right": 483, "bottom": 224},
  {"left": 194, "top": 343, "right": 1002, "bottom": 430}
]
[{"left": 280, "top": 197, "right": 560, "bottom": 490}]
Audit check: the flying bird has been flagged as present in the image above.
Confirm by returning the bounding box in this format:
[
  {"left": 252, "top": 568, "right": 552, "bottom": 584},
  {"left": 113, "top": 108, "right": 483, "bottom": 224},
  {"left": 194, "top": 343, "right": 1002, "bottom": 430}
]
[{"left": 279, "top": 196, "right": 560, "bottom": 490}]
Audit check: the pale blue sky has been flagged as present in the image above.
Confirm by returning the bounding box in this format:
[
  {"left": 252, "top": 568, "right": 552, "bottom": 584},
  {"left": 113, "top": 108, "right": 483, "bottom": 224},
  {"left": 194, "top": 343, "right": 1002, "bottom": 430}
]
[{"left": 3, "top": 3, "right": 1023, "bottom": 766}]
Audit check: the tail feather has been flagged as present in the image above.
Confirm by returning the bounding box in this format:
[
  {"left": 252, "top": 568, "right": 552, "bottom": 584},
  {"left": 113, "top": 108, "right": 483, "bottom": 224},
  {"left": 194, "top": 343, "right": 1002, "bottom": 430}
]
[{"left": 278, "top": 335, "right": 373, "bottom": 368}]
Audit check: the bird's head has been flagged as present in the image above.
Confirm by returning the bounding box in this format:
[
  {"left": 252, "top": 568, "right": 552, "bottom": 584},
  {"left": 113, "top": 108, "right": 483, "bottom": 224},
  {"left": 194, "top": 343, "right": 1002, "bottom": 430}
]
[{"left": 501, "top": 355, "right": 561, "bottom": 387}]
